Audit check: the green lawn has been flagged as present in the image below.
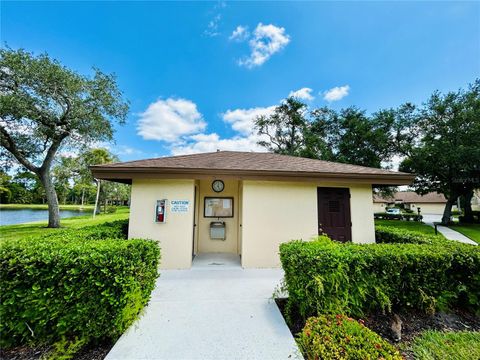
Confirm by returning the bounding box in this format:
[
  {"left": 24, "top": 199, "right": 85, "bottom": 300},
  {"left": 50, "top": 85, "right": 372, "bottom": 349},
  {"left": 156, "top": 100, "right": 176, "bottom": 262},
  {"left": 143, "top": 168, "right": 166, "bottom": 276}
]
[
  {"left": 0, "top": 207, "right": 129, "bottom": 241},
  {"left": 448, "top": 224, "right": 480, "bottom": 244},
  {"left": 0, "top": 203, "right": 94, "bottom": 211},
  {"left": 411, "top": 331, "right": 480, "bottom": 360},
  {"left": 375, "top": 219, "right": 444, "bottom": 237}
]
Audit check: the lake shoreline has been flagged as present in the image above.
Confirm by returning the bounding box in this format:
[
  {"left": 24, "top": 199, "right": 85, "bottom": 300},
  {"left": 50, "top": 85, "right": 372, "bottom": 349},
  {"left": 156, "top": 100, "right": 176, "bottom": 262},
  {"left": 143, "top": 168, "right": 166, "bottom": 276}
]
[
  {"left": 0, "top": 204, "right": 94, "bottom": 211},
  {"left": 0, "top": 205, "right": 94, "bottom": 226},
  {"left": 0, "top": 207, "right": 130, "bottom": 241}
]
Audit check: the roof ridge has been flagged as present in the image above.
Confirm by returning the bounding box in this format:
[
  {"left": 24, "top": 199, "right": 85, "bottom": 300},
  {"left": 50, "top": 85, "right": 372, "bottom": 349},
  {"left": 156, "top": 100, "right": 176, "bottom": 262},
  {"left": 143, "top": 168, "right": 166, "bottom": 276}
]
[
  {"left": 91, "top": 151, "right": 413, "bottom": 177},
  {"left": 93, "top": 151, "right": 224, "bottom": 167},
  {"left": 220, "top": 151, "right": 407, "bottom": 175}
]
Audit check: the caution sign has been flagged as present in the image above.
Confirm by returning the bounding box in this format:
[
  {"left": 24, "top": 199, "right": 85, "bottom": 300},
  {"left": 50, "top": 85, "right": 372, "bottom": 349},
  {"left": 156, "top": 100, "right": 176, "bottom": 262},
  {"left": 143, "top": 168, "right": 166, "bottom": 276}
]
[{"left": 170, "top": 200, "right": 190, "bottom": 213}]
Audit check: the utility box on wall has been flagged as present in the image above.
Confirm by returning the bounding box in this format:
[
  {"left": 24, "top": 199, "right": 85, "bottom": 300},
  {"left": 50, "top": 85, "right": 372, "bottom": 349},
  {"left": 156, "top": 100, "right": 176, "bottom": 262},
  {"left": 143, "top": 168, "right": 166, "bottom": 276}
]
[
  {"left": 210, "top": 221, "right": 226, "bottom": 240},
  {"left": 155, "top": 199, "right": 168, "bottom": 223}
]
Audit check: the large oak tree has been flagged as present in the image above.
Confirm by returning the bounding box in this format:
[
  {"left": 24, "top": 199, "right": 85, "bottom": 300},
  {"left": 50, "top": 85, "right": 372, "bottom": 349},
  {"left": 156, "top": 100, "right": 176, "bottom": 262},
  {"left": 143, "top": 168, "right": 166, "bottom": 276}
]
[
  {"left": 0, "top": 48, "right": 128, "bottom": 227},
  {"left": 397, "top": 80, "right": 480, "bottom": 224},
  {"left": 255, "top": 97, "right": 308, "bottom": 156},
  {"left": 255, "top": 98, "right": 397, "bottom": 169}
]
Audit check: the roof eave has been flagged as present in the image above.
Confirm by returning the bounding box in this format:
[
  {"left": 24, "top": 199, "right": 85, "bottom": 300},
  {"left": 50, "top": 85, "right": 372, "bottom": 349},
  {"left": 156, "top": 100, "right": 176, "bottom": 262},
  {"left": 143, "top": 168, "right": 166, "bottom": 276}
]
[{"left": 90, "top": 167, "right": 415, "bottom": 186}]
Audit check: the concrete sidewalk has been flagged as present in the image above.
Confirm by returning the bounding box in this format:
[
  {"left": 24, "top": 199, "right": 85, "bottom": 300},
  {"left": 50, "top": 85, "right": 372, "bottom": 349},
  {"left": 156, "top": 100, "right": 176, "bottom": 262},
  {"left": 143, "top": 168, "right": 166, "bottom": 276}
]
[
  {"left": 106, "top": 254, "right": 302, "bottom": 360},
  {"left": 422, "top": 215, "right": 477, "bottom": 246},
  {"left": 431, "top": 225, "right": 477, "bottom": 245}
]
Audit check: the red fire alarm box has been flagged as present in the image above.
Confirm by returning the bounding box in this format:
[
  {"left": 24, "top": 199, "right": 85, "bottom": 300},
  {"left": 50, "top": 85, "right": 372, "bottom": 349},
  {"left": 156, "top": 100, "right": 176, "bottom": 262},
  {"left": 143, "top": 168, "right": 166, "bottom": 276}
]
[{"left": 155, "top": 199, "right": 167, "bottom": 223}]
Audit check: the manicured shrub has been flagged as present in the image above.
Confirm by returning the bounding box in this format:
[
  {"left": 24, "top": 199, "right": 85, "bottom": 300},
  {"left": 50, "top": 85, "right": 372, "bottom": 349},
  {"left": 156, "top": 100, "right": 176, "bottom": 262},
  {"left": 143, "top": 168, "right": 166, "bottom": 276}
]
[
  {"left": 280, "top": 236, "right": 480, "bottom": 321},
  {"left": 105, "top": 206, "right": 118, "bottom": 214},
  {"left": 39, "top": 219, "right": 129, "bottom": 242},
  {"left": 375, "top": 225, "right": 444, "bottom": 245},
  {"left": 374, "top": 213, "right": 422, "bottom": 221},
  {"left": 0, "top": 224, "right": 160, "bottom": 348},
  {"left": 298, "top": 314, "right": 402, "bottom": 360}
]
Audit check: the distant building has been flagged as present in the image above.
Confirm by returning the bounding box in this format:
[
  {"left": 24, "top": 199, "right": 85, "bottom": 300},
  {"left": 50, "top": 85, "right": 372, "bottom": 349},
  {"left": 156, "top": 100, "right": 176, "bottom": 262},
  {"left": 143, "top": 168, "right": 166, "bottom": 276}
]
[
  {"left": 473, "top": 190, "right": 480, "bottom": 211},
  {"left": 373, "top": 191, "right": 453, "bottom": 215}
]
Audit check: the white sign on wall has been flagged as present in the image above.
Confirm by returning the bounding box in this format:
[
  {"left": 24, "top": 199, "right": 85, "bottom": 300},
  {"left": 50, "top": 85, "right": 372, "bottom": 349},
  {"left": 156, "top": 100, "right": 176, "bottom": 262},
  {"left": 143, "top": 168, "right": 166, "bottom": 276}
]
[{"left": 170, "top": 200, "right": 190, "bottom": 213}]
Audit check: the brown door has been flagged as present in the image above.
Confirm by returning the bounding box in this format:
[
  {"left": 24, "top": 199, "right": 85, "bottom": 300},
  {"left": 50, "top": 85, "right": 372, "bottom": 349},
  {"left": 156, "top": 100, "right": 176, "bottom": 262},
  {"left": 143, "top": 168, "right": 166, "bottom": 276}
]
[{"left": 317, "top": 187, "right": 352, "bottom": 242}]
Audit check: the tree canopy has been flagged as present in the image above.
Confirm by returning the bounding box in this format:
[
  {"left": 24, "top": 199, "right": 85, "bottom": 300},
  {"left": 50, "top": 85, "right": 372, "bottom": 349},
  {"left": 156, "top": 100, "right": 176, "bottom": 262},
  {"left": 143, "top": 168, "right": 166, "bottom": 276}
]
[
  {"left": 256, "top": 81, "right": 480, "bottom": 224},
  {"left": 0, "top": 48, "right": 129, "bottom": 227},
  {"left": 255, "top": 98, "right": 397, "bottom": 169},
  {"left": 398, "top": 80, "right": 480, "bottom": 223},
  {"left": 256, "top": 98, "right": 308, "bottom": 156},
  {"left": 1, "top": 148, "right": 130, "bottom": 208}
]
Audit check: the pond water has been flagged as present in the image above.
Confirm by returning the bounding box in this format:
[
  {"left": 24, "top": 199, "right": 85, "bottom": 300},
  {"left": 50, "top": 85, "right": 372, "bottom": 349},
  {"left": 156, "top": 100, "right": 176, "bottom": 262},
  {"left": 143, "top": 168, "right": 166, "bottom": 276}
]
[{"left": 0, "top": 208, "right": 91, "bottom": 226}]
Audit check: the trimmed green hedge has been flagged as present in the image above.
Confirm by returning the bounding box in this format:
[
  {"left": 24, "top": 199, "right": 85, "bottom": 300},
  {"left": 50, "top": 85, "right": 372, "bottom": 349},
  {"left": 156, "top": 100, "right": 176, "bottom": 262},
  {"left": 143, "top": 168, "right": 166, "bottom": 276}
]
[
  {"left": 38, "top": 219, "right": 129, "bottom": 242},
  {"left": 374, "top": 213, "right": 423, "bottom": 221},
  {"left": 280, "top": 236, "right": 480, "bottom": 321},
  {"left": 375, "top": 225, "right": 445, "bottom": 245},
  {"left": 0, "top": 221, "right": 160, "bottom": 348},
  {"left": 298, "top": 315, "right": 402, "bottom": 360}
]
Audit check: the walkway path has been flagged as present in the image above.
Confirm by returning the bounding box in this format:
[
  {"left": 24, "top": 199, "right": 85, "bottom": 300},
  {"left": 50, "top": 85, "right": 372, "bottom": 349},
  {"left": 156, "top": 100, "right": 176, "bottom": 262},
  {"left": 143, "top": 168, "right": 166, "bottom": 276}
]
[
  {"left": 422, "top": 215, "right": 477, "bottom": 246},
  {"left": 106, "top": 253, "right": 302, "bottom": 360}
]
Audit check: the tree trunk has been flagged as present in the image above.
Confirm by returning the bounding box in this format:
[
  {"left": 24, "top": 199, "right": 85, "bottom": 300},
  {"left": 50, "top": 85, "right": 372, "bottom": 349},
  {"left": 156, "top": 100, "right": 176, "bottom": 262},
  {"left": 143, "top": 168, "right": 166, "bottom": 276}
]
[
  {"left": 81, "top": 187, "right": 85, "bottom": 206},
  {"left": 441, "top": 198, "right": 456, "bottom": 225},
  {"left": 462, "top": 190, "right": 474, "bottom": 223},
  {"left": 93, "top": 179, "right": 101, "bottom": 218},
  {"left": 38, "top": 170, "right": 61, "bottom": 228}
]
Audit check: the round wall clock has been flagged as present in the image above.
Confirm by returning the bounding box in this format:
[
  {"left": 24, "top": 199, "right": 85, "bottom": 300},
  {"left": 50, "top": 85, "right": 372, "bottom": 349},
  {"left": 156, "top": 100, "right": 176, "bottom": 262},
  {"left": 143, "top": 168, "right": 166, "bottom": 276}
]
[{"left": 212, "top": 180, "right": 225, "bottom": 193}]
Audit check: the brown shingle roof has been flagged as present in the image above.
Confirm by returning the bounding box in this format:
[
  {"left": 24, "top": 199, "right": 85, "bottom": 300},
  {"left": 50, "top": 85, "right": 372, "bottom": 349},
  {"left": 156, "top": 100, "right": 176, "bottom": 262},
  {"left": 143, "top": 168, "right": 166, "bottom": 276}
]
[
  {"left": 91, "top": 151, "right": 414, "bottom": 185},
  {"left": 374, "top": 191, "right": 447, "bottom": 204}
]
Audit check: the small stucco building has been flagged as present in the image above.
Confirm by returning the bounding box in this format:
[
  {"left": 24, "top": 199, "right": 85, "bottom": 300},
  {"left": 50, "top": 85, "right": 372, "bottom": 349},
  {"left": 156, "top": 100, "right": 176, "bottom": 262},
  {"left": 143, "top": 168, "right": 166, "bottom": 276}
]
[
  {"left": 91, "top": 151, "right": 414, "bottom": 269},
  {"left": 373, "top": 191, "right": 451, "bottom": 215}
]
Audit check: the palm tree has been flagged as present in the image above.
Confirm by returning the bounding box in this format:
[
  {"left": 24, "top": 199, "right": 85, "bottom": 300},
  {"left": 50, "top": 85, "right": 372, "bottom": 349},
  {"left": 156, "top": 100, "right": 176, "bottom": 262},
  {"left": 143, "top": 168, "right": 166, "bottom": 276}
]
[{"left": 79, "top": 148, "right": 118, "bottom": 217}]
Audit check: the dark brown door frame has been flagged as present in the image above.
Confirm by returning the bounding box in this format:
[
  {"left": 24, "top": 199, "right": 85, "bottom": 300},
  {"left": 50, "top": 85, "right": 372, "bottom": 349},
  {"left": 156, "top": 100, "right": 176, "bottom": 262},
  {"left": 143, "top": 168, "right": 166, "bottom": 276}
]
[
  {"left": 192, "top": 185, "right": 197, "bottom": 258},
  {"left": 317, "top": 187, "right": 352, "bottom": 242}
]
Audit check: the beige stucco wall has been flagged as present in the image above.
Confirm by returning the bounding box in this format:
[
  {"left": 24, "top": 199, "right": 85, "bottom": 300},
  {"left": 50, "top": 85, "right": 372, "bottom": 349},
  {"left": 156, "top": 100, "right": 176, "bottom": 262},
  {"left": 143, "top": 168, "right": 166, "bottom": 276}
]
[
  {"left": 196, "top": 179, "right": 239, "bottom": 254},
  {"left": 473, "top": 191, "right": 480, "bottom": 211},
  {"left": 129, "top": 179, "right": 195, "bottom": 269},
  {"left": 240, "top": 181, "right": 375, "bottom": 268},
  {"left": 349, "top": 185, "right": 376, "bottom": 244},
  {"left": 128, "top": 178, "right": 376, "bottom": 269},
  {"left": 373, "top": 203, "right": 387, "bottom": 213},
  {"left": 410, "top": 203, "right": 446, "bottom": 215}
]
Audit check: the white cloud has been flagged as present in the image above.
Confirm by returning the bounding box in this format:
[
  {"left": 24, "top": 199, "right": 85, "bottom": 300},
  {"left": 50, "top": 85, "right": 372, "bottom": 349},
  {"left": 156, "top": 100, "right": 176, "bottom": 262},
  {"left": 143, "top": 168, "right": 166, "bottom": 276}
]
[
  {"left": 171, "top": 105, "right": 275, "bottom": 155},
  {"left": 137, "top": 98, "right": 206, "bottom": 142},
  {"left": 114, "top": 145, "right": 143, "bottom": 156},
  {"left": 58, "top": 149, "right": 80, "bottom": 158},
  {"left": 222, "top": 106, "right": 276, "bottom": 135},
  {"left": 204, "top": 1, "right": 226, "bottom": 37},
  {"left": 238, "top": 23, "right": 290, "bottom": 68},
  {"left": 383, "top": 154, "right": 405, "bottom": 171},
  {"left": 138, "top": 87, "right": 315, "bottom": 156},
  {"left": 229, "top": 25, "right": 249, "bottom": 41},
  {"left": 322, "top": 85, "right": 350, "bottom": 102},
  {"left": 171, "top": 133, "right": 267, "bottom": 155},
  {"left": 205, "top": 14, "right": 221, "bottom": 37},
  {"left": 288, "top": 87, "right": 314, "bottom": 101}
]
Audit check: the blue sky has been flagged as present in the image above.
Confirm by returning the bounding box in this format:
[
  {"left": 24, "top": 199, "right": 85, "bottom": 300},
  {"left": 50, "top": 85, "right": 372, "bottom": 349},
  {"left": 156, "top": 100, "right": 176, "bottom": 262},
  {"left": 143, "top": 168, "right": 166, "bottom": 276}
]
[{"left": 2, "top": 1, "right": 479, "bottom": 161}]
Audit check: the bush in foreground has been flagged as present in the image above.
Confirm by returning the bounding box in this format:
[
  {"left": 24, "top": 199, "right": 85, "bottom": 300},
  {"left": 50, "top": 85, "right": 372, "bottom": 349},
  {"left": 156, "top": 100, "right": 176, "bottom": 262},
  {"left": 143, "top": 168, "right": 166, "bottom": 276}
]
[
  {"left": 298, "top": 314, "right": 402, "bottom": 360},
  {"left": 280, "top": 236, "right": 480, "bottom": 320},
  {"left": 0, "top": 221, "right": 160, "bottom": 349}
]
